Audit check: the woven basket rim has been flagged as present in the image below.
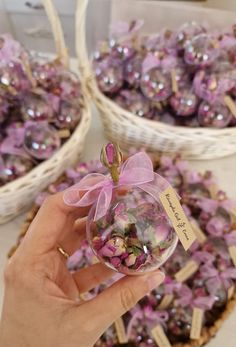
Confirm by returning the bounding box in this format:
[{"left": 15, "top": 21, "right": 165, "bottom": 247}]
[{"left": 92, "top": 80, "right": 236, "bottom": 136}]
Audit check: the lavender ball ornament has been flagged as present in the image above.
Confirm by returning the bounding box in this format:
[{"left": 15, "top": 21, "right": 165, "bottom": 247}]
[
  {"left": 94, "top": 58, "right": 123, "bottom": 94},
  {"left": 198, "top": 101, "right": 232, "bottom": 128},
  {"left": 185, "top": 34, "right": 219, "bottom": 67},
  {"left": 115, "top": 90, "right": 151, "bottom": 118},
  {"left": 140, "top": 68, "right": 172, "bottom": 102},
  {"left": 55, "top": 100, "right": 81, "bottom": 129},
  {"left": 63, "top": 143, "right": 188, "bottom": 275},
  {"left": 170, "top": 89, "right": 199, "bottom": 116},
  {"left": 176, "top": 22, "right": 206, "bottom": 51},
  {"left": 21, "top": 92, "right": 54, "bottom": 122},
  {"left": 0, "top": 153, "right": 33, "bottom": 184},
  {"left": 0, "top": 63, "right": 30, "bottom": 94},
  {"left": 23, "top": 122, "right": 60, "bottom": 160}
]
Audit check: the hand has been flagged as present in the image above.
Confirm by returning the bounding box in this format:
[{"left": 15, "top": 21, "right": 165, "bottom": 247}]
[{"left": 0, "top": 192, "right": 165, "bottom": 347}]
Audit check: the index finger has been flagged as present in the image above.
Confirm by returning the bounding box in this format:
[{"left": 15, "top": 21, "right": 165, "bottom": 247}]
[{"left": 22, "top": 191, "right": 89, "bottom": 256}]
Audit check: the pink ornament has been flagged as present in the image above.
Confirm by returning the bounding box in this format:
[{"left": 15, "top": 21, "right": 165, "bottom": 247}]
[
  {"left": 185, "top": 34, "right": 219, "bottom": 67},
  {"left": 140, "top": 68, "right": 172, "bottom": 102},
  {"left": 198, "top": 101, "right": 232, "bottom": 128},
  {"left": 55, "top": 100, "right": 81, "bottom": 129},
  {"left": 64, "top": 151, "right": 179, "bottom": 275},
  {"left": 170, "top": 89, "right": 199, "bottom": 117},
  {"left": 0, "top": 153, "right": 33, "bottom": 184},
  {"left": 94, "top": 58, "right": 123, "bottom": 94},
  {"left": 21, "top": 92, "right": 54, "bottom": 121},
  {"left": 23, "top": 123, "right": 60, "bottom": 160}
]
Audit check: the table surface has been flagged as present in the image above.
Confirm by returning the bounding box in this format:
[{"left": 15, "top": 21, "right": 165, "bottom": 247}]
[{"left": 1, "top": 79, "right": 236, "bottom": 347}]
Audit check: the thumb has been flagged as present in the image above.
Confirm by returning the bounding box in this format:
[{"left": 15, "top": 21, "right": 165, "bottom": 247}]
[{"left": 80, "top": 270, "right": 165, "bottom": 336}]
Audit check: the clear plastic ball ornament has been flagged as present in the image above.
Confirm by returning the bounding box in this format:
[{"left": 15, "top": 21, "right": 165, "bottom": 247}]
[
  {"left": 0, "top": 154, "right": 34, "bottom": 184},
  {"left": 140, "top": 68, "right": 172, "bottom": 102},
  {"left": 87, "top": 187, "right": 178, "bottom": 275},
  {"left": 198, "top": 101, "right": 232, "bottom": 128},
  {"left": 170, "top": 89, "right": 199, "bottom": 116},
  {"left": 0, "top": 62, "right": 30, "bottom": 93},
  {"left": 23, "top": 123, "right": 60, "bottom": 160},
  {"left": 176, "top": 22, "right": 206, "bottom": 50},
  {"left": 21, "top": 93, "right": 54, "bottom": 121},
  {"left": 55, "top": 100, "right": 81, "bottom": 129},
  {"left": 184, "top": 34, "right": 220, "bottom": 67},
  {"left": 109, "top": 38, "right": 135, "bottom": 61},
  {"left": 94, "top": 58, "right": 123, "bottom": 94},
  {"left": 115, "top": 90, "right": 151, "bottom": 118}
]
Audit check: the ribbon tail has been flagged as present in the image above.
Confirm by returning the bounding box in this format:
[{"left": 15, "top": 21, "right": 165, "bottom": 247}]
[{"left": 94, "top": 185, "right": 113, "bottom": 221}]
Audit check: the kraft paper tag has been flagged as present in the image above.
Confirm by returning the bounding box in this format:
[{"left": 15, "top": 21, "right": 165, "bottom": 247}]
[
  {"left": 92, "top": 256, "right": 99, "bottom": 264},
  {"left": 151, "top": 325, "right": 171, "bottom": 347},
  {"left": 190, "top": 308, "right": 204, "bottom": 340},
  {"left": 171, "top": 69, "right": 179, "bottom": 94},
  {"left": 190, "top": 220, "right": 207, "bottom": 244},
  {"left": 175, "top": 260, "right": 199, "bottom": 282},
  {"left": 160, "top": 187, "right": 196, "bottom": 250},
  {"left": 208, "top": 184, "right": 219, "bottom": 199},
  {"left": 228, "top": 286, "right": 235, "bottom": 300},
  {"left": 224, "top": 95, "right": 236, "bottom": 118},
  {"left": 158, "top": 294, "right": 174, "bottom": 310},
  {"left": 114, "top": 317, "right": 128, "bottom": 344},
  {"left": 229, "top": 246, "right": 236, "bottom": 267},
  {"left": 57, "top": 129, "right": 71, "bottom": 138}
]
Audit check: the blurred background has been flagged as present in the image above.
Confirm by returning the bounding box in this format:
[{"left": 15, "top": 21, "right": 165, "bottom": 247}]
[{"left": 0, "top": 0, "right": 235, "bottom": 58}]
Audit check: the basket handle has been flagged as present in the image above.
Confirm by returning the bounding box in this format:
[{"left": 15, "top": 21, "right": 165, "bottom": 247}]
[
  {"left": 75, "top": 0, "right": 94, "bottom": 88},
  {"left": 42, "top": 0, "right": 69, "bottom": 67}
]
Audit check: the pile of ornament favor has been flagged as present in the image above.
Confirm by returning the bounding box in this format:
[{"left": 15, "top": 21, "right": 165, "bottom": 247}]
[
  {"left": 93, "top": 20, "right": 236, "bottom": 128},
  {"left": 30, "top": 152, "right": 236, "bottom": 347},
  {"left": 0, "top": 34, "right": 83, "bottom": 186}
]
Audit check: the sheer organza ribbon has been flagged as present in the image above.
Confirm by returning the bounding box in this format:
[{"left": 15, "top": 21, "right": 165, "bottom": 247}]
[
  {"left": 64, "top": 152, "right": 172, "bottom": 221},
  {"left": 176, "top": 284, "right": 215, "bottom": 310},
  {"left": 200, "top": 263, "right": 236, "bottom": 295},
  {"left": 127, "top": 306, "right": 169, "bottom": 339}
]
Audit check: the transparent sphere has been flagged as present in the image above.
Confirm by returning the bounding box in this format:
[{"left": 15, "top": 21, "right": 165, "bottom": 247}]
[
  {"left": 0, "top": 154, "right": 34, "bottom": 184},
  {"left": 21, "top": 93, "right": 54, "bottom": 121},
  {"left": 184, "top": 34, "right": 219, "bottom": 67},
  {"left": 176, "top": 22, "right": 206, "bottom": 50},
  {"left": 198, "top": 101, "right": 232, "bottom": 128},
  {"left": 109, "top": 38, "right": 135, "bottom": 61},
  {"left": 140, "top": 68, "right": 172, "bottom": 102},
  {"left": 170, "top": 89, "right": 199, "bottom": 116},
  {"left": 94, "top": 59, "right": 123, "bottom": 94},
  {"left": 24, "top": 123, "right": 60, "bottom": 160},
  {"left": 87, "top": 187, "right": 178, "bottom": 275},
  {"left": 55, "top": 100, "right": 81, "bottom": 129},
  {"left": 0, "top": 62, "right": 30, "bottom": 93}
]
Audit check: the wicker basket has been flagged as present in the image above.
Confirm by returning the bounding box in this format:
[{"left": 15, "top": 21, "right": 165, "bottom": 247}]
[
  {"left": 8, "top": 184, "right": 236, "bottom": 347},
  {"left": 0, "top": 0, "right": 91, "bottom": 224},
  {"left": 76, "top": 0, "right": 236, "bottom": 160}
]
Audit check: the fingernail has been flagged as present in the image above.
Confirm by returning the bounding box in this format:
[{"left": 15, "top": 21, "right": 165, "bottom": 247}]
[{"left": 146, "top": 271, "right": 165, "bottom": 291}]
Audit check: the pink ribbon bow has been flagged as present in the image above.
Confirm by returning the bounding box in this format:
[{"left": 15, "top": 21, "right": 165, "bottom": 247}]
[
  {"left": 197, "top": 197, "right": 235, "bottom": 215},
  {"left": 64, "top": 152, "right": 172, "bottom": 221},
  {"left": 164, "top": 276, "right": 182, "bottom": 295},
  {"left": 200, "top": 263, "right": 236, "bottom": 295},
  {"left": 192, "top": 251, "right": 215, "bottom": 265},
  {"left": 176, "top": 284, "right": 215, "bottom": 310},
  {"left": 127, "top": 305, "right": 169, "bottom": 339}
]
